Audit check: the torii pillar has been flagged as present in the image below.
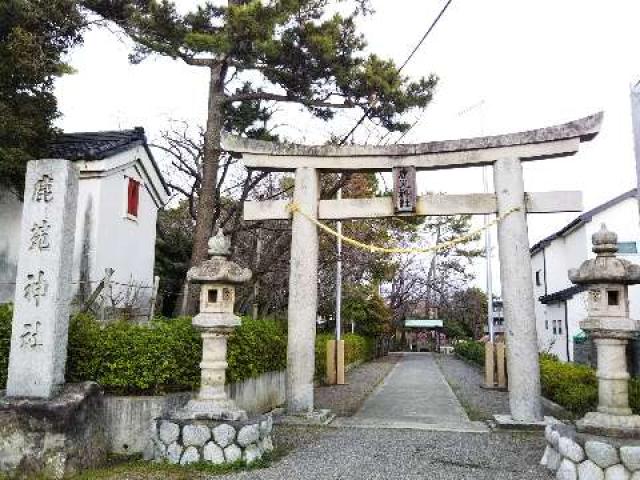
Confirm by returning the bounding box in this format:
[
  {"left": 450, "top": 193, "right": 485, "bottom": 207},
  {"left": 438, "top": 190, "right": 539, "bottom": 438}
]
[
  {"left": 222, "top": 112, "right": 603, "bottom": 420},
  {"left": 287, "top": 167, "right": 320, "bottom": 413},
  {"left": 494, "top": 157, "right": 542, "bottom": 421}
]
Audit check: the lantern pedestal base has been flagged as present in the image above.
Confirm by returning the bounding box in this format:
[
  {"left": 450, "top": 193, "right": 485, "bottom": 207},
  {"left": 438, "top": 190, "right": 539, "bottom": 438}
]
[
  {"left": 577, "top": 411, "right": 640, "bottom": 439},
  {"left": 173, "top": 398, "right": 248, "bottom": 422}
]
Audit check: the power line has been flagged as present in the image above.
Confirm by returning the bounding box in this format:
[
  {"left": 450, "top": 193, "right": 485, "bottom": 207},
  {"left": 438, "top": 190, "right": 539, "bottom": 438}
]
[
  {"left": 339, "top": 0, "right": 455, "bottom": 145},
  {"left": 398, "top": 0, "right": 454, "bottom": 74}
]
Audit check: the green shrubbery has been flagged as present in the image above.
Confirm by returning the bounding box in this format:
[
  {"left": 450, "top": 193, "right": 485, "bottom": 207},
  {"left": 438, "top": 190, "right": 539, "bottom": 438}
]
[
  {"left": 226, "top": 317, "right": 287, "bottom": 384},
  {"left": 539, "top": 355, "right": 598, "bottom": 416},
  {"left": 67, "top": 315, "right": 289, "bottom": 394},
  {"left": 629, "top": 377, "right": 640, "bottom": 413},
  {"left": 0, "top": 308, "right": 376, "bottom": 394},
  {"left": 454, "top": 340, "right": 640, "bottom": 417},
  {"left": 0, "top": 305, "right": 11, "bottom": 389},
  {"left": 66, "top": 315, "right": 202, "bottom": 395},
  {"left": 315, "top": 332, "right": 375, "bottom": 381},
  {"left": 454, "top": 340, "right": 485, "bottom": 366},
  {"left": 0, "top": 311, "right": 289, "bottom": 395}
]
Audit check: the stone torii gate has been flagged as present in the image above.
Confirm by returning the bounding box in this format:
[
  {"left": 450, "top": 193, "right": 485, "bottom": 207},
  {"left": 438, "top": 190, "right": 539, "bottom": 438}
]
[{"left": 221, "top": 112, "right": 603, "bottom": 423}]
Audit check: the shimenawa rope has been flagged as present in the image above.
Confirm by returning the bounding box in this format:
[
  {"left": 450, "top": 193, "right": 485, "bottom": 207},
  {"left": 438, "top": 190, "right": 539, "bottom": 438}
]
[{"left": 285, "top": 203, "right": 520, "bottom": 255}]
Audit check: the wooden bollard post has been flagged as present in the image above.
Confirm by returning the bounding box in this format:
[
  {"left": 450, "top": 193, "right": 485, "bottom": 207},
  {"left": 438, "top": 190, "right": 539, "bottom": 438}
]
[
  {"left": 484, "top": 342, "right": 495, "bottom": 388},
  {"left": 336, "top": 339, "right": 345, "bottom": 385},
  {"left": 326, "top": 339, "right": 337, "bottom": 385}
]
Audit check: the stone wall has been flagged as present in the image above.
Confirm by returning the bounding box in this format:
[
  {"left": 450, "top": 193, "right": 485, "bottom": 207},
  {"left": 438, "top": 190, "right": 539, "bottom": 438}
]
[
  {"left": 0, "top": 382, "right": 107, "bottom": 480},
  {"left": 542, "top": 422, "right": 640, "bottom": 479},
  {"left": 149, "top": 415, "right": 273, "bottom": 465},
  {"left": 225, "top": 370, "right": 286, "bottom": 415},
  {"left": 103, "top": 392, "right": 191, "bottom": 454},
  {"left": 104, "top": 370, "right": 285, "bottom": 455}
]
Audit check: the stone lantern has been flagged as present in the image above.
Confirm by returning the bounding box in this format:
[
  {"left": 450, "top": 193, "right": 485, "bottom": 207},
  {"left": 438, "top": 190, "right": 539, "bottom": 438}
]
[
  {"left": 569, "top": 224, "right": 640, "bottom": 436},
  {"left": 180, "top": 229, "right": 251, "bottom": 420}
]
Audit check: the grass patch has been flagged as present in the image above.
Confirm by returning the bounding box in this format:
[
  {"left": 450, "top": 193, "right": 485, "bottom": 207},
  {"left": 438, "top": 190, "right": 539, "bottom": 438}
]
[{"left": 69, "top": 453, "right": 275, "bottom": 480}]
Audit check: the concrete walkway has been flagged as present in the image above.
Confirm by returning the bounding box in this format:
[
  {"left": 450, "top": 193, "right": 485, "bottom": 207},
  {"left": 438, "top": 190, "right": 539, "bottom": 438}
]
[{"left": 333, "top": 353, "right": 488, "bottom": 433}]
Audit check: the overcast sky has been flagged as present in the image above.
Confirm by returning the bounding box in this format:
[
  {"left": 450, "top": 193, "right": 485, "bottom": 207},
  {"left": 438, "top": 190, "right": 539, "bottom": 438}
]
[{"left": 54, "top": 0, "right": 640, "bottom": 293}]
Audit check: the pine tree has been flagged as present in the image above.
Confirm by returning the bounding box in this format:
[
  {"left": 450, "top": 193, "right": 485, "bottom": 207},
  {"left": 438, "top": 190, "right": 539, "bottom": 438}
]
[{"left": 83, "top": 0, "right": 438, "bottom": 270}]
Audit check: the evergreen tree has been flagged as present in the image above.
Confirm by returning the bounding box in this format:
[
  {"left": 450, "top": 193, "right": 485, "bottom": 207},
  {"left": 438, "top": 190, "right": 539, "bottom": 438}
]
[
  {"left": 0, "top": 0, "right": 86, "bottom": 195},
  {"left": 82, "top": 0, "right": 438, "bottom": 271}
]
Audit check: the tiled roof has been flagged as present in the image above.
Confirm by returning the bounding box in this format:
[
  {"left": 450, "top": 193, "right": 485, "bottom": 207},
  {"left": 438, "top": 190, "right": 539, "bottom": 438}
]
[
  {"left": 47, "top": 127, "right": 170, "bottom": 197},
  {"left": 48, "top": 127, "right": 147, "bottom": 160},
  {"left": 539, "top": 285, "right": 585, "bottom": 305}
]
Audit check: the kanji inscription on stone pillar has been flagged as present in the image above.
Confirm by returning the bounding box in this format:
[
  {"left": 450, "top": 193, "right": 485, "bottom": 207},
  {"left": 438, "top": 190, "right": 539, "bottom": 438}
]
[
  {"left": 29, "top": 220, "right": 51, "bottom": 251},
  {"left": 392, "top": 166, "right": 417, "bottom": 214},
  {"left": 6, "top": 159, "right": 79, "bottom": 399}
]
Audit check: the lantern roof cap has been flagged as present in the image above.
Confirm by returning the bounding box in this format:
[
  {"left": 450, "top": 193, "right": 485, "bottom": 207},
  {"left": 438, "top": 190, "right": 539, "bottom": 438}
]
[
  {"left": 208, "top": 228, "right": 231, "bottom": 258},
  {"left": 187, "top": 230, "right": 251, "bottom": 284},
  {"left": 569, "top": 224, "right": 640, "bottom": 285}
]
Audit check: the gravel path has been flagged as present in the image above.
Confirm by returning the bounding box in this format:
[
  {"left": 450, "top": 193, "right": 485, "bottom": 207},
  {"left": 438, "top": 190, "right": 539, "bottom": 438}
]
[
  {"left": 314, "top": 355, "right": 399, "bottom": 416},
  {"left": 436, "top": 354, "right": 563, "bottom": 420},
  {"left": 216, "top": 426, "right": 549, "bottom": 480},
  {"left": 435, "top": 355, "right": 511, "bottom": 420},
  {"left": 212, "top": 354, "right": 550, "bottom": 480}
]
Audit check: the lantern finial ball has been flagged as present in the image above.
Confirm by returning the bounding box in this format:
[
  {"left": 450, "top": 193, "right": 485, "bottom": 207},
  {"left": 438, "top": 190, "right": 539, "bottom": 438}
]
[
  {"left": 208, "top": 227, "right": 231, "bottom": 258},
  {"left": 592, "top": 223, "right": 618, "bottom": 256}
]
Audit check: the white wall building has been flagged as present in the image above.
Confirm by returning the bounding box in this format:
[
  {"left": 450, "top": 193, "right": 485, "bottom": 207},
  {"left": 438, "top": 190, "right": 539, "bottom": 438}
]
[
  {"left": 0, "top": 128, "right": 170, "bottom": 310},
  {"left": 484, "top": 298, "right": 505, "bottom": 337},
  {"left": 530, "top": 189, "right": 640, "bottom": 361}
]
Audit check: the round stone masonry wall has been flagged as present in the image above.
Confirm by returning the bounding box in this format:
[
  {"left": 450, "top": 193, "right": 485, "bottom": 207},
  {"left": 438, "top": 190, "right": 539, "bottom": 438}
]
[
  {"left": 149, "top": 414, "right": 274, "bottom": 466},
  {"left": 541, "top": 422, "right": 640, "bottom": 479}
]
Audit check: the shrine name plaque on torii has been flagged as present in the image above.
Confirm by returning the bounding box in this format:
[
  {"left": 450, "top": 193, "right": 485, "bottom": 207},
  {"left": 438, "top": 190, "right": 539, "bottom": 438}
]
[{"left": 221, "top": 112, "right": 603, "bottom": 423}]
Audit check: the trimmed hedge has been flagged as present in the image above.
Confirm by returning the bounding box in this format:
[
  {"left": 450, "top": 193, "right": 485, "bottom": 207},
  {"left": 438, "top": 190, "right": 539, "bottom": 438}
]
[
  {"left": 67, "top": 315, "right": 288, "bottom": 394},
  {"left": 0, "top": 310, "right": 287, "bottom": 395},
  {"left": 226, "top": 316, "right": 287, "bottom": 384},
  {"left": 454, "top": 340, "right": 485, "bottom": 366},
  {"left": 315, "top": 332, "right": 375, "bottom": 381},
  {"left": 66, "top": 315, "right": 202, "bottom": 395},
  {"left": 0, "top": 306, "right": 376, "bottom": 394}
]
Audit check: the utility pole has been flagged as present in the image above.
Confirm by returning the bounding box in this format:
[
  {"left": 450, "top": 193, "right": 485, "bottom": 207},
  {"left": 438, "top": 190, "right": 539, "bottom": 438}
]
[
  {"left": 252, "top": 229, "right": 262, "bottom": 320},
  {"left": 632, "top": 81, "right": 640, "bottom": 216},
  {"left": 458, "top": 99, "right": 493, "bottom": 341},
  {"left": 483, "top": 166, "right": 494, "bottom": 343},
  {"left": 336, "top": 187, "right": 343, "bottom": 341},
  {"left": 630, "top": 80, "right": 640, "bottom": 375},
  {"left": 334, "top": 184, "right": 345, "bottom": 384}
]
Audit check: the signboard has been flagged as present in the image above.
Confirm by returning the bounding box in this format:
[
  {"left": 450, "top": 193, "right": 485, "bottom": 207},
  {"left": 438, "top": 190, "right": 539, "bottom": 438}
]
[{"left": 392, "top": 166, "right": 417, "bottom": 214}]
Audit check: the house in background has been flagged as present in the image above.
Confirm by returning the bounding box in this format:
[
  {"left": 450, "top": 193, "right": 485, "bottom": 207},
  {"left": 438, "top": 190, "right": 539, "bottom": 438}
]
[
  {"left": 0, "top": 128, "right": 170, "bottom": 313},
  {"left": 483, "top": 297, "right": 505, "bottom": 339},
  {"left": 530, "top": 189, "right": 640, "bottom": 361}
]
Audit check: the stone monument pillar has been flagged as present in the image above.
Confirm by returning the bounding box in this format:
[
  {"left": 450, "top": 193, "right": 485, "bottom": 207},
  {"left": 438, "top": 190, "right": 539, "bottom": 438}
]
[
  {"left": 6, "top": 159, "right": 78, "bottom": 398},
  {"left": 1, "top": 159, "right": 107, "bottom": 479},
  {"left": 179, "top": 229, "right": 251, "bottom": 421},
  {"left": 569, "top": 224, "right": 640, "bottom": 436}
]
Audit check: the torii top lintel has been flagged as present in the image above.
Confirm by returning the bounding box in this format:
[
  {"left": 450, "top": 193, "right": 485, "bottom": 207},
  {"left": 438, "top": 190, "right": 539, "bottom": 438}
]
[{"left": 221, "top": 112, "right": 602, "bottom": 172}]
